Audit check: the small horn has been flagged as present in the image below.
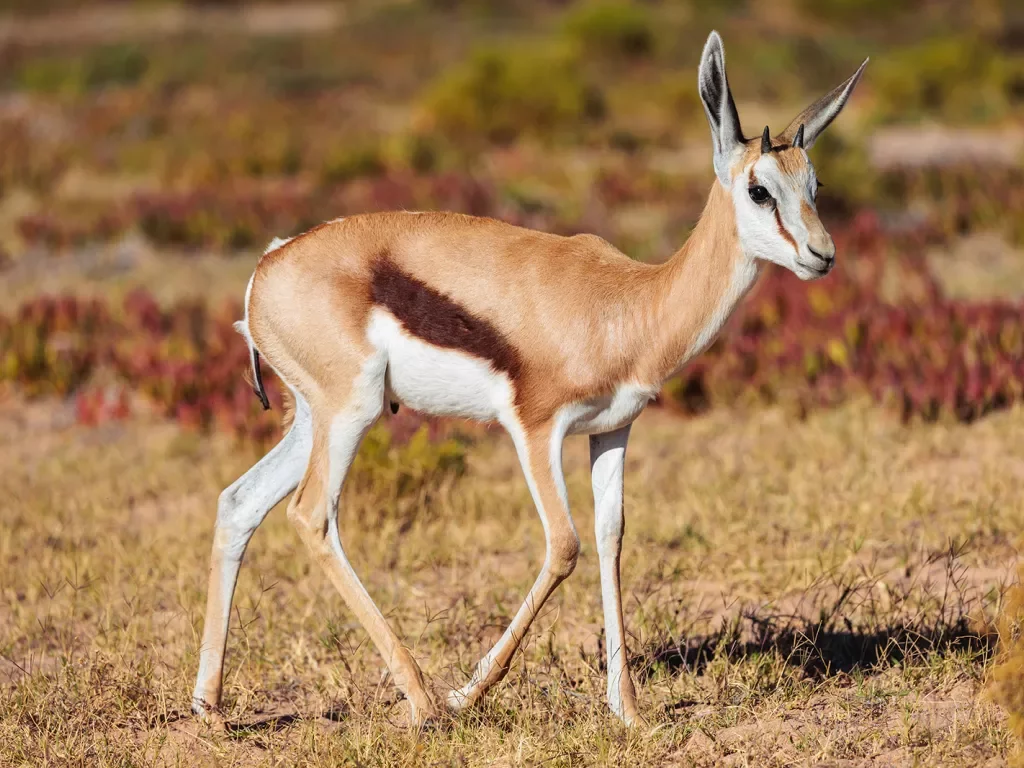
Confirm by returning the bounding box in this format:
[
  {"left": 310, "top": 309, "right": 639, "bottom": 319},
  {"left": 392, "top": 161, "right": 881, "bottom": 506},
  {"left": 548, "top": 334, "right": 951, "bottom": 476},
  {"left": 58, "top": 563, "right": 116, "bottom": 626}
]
[
  {"left": 760, "top": 125, "right": 771, "bottom": 154},
  {"left": 793, "top": 123, "right": 805, "bottom": 149}
]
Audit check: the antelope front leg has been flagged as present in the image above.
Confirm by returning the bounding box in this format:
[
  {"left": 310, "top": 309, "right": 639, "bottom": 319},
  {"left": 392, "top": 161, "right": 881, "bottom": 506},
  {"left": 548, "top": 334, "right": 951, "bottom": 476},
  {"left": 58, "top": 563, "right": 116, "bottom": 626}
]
[
  {"left": 590, "top": 426, "right": 641, "bottom": 725},
  {"left": 447, "top": 421, "right": 580, "bottom": 712}
]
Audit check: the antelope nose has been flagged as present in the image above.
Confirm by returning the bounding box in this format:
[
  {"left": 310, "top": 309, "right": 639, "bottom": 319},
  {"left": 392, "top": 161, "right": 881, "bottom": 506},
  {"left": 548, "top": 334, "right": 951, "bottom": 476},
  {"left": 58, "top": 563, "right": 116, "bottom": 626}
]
[{"left": 808, "top": 244, "right": 834, "bottom": 264}]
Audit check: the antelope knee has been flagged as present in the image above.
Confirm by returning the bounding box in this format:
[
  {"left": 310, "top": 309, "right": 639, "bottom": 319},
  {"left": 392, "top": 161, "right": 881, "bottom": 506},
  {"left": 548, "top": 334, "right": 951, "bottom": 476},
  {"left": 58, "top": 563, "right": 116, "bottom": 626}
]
[
  {"left": 212, "top": 489, "right": 252, "bottom": 560},
  {"left": 548, "top": 532, "right": 581, "bottom": 579}
]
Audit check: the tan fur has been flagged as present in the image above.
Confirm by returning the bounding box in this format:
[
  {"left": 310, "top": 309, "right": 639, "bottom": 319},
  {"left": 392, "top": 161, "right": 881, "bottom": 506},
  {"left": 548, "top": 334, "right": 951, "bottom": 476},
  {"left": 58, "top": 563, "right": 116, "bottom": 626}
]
[
  {"left": 773, "top": 146, "right": 810, "bottom": 176},
  {"left": 284, "top": 415, "right": 438, "bottom": 723},
  {"left": 738, "top": 139, "right": 809, "bottom": 176},
  {"left": 249, "top": 188, "right": 741, "bottom": 428},
  {"left": 242, "top": 352, "right": 296, "bottom": 433},
  {"left": 449, "top": 425, "right": 580, "bottom": 709},
  {"left": 801, "top": 200, "right": 833, "bottom": 255}
]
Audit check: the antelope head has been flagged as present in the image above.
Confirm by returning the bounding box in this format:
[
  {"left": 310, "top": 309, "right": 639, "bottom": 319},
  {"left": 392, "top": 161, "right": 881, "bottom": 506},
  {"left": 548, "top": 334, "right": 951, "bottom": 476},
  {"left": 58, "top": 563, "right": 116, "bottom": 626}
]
[{"left": 697, "top": 31, "right": 868, "bottom": 280}]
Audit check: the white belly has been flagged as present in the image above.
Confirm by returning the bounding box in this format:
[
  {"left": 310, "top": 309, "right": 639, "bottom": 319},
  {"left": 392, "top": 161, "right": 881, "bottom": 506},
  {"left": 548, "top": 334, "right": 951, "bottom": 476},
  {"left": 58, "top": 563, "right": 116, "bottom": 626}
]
[
  {"left": 367, "top": 309, "right": 513, "bottom": 423},
  {"left": 368, "top": 309, "right": 655, "bottom": 435}
]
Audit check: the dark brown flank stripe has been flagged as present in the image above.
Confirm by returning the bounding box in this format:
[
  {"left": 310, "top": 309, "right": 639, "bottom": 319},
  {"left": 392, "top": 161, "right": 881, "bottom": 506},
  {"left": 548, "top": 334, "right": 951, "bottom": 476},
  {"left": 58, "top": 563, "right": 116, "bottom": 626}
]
[{"left": 370, "top": 250, "right": 524, "bottom": 381}]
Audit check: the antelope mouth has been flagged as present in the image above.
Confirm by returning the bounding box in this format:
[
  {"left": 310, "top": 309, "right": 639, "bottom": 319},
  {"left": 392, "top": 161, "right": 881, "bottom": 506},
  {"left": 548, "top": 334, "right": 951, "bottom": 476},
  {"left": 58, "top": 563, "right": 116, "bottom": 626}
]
[{"left": 796, "top": 257, "right": 832, "bottom": 279}]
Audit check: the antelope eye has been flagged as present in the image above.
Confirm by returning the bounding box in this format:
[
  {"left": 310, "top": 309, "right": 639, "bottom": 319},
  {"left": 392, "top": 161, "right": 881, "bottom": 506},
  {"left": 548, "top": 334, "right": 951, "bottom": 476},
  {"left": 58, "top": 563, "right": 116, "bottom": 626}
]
[{"left": 748, "top": 185, "right": 771, "bottom": 204}]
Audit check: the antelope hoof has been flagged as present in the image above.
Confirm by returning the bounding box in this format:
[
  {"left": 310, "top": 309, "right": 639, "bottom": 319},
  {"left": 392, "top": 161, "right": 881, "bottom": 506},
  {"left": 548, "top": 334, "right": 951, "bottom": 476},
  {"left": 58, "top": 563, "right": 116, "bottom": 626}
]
[
  {"left": 619, "top": 707, "right": 648, "bottom": 728},
  {"left": 192, "top": 697, "right": 227, "bottom": 731},
  {"left": 409, "top": 696, "right": 443, "bottom": 730},
  {"left": 445, "top": 685, "right": 478, "bottom": 713}
]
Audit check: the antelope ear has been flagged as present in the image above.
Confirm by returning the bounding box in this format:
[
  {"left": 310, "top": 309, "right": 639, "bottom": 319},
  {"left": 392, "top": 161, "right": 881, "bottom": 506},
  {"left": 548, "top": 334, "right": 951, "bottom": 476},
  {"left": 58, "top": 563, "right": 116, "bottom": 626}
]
[
  {"left": 780, "top": 58, "right": 869, "bottom": 150},
  {"left": 698, "top": 31, "right": 745, "bottom": 185}
]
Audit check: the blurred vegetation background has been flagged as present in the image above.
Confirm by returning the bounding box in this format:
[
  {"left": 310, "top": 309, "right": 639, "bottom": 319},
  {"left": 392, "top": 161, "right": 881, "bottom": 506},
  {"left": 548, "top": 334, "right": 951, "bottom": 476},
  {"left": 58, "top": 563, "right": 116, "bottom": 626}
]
[{"left": 0, "top": 0, "right": 1020, "bottom": 266}]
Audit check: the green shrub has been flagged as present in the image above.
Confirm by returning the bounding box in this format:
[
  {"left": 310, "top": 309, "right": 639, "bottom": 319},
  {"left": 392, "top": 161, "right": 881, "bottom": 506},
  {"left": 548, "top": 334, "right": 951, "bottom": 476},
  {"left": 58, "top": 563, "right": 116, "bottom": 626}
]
[
  {"left": 321, "top": 142, "right": 387, "bottom": 184},
  {"left": 16, "top": 44, "right": 149, "bottom": 96},
  {"left": 795, "top": 0, "right": 916, "bottom": 24},
  {"left": 561, "top": 1, "right": 656, "bottom": 59},
  {"left": 16, "top": 58, "right": 83, "bottom": 96},
  {"left": 808, "top": 131, "right": 875, "bottom": 209},
  {"left": 873, "top": 36, "right": 1020, "bottom": 124},
  {"left": 350, "top": 423, "right": 468, "bottom": 525},
  {"left": 239, "top": 36, "right": 323, "bottom": 96},
  {"left": 421, "top": 42, "right": 600, "bottom": 144},
  {"left": 84, "top": 44, "right": 149, "bottom": 89},
  {"left": 243, "top": 131, "right": 304, "bottom": 178},
  {"left": 406, "top": 134, "right": 439, "bottom": 174},
  {"left": 354, "top": 424, "right": 466, "bottom": 498}
]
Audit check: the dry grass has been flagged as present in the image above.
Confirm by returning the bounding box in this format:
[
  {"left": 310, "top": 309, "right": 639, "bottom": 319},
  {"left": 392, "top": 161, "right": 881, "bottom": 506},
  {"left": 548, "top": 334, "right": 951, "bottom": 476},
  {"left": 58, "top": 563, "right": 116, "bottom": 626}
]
[{"left": 1, "top": 390, "right": 1019, "bottom": 766}]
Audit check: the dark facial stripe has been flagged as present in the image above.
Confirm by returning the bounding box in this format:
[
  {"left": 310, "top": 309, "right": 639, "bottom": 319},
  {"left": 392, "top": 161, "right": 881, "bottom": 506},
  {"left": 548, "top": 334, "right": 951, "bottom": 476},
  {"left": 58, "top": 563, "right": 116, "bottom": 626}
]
[
  {"left": 773, "top": 208, "right": 798, "bottom": 252},
  {"left": 370, "top": 252, "right": 523, "bottom": 380},
  {"left": 749, "top": 169, "right": 799, "bottom": 253}
]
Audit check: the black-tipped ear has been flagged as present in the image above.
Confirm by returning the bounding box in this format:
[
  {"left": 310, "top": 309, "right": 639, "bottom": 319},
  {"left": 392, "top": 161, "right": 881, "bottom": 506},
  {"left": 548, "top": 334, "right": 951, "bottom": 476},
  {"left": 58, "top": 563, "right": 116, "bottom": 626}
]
[
  {"left": 760, "top": 125, "right": 771, "bottom": 154},
  {"left": 780, "top": 58, "right": 868, "bottom": 150},
  {"left": 698, "top": 31, "right": 745, "bottom": 184},
  {"left": 792, "top": 123, "right": 805, "bottom": 149}
]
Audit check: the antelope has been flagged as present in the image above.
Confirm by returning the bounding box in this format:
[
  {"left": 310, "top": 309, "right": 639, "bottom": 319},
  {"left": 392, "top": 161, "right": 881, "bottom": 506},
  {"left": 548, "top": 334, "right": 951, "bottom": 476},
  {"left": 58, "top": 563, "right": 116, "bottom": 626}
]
[{"left": 192, "top": 31, "right": 867, "bottom": 727}]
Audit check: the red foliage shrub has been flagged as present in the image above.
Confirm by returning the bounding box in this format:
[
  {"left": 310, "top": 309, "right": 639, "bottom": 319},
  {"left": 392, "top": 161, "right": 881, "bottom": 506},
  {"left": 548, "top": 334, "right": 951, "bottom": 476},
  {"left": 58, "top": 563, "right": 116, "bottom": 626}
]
[
  {"left": 0, "top": 288, "right": 443, "bottom": 447},
  {"left": 2, "top": 211, "right": 1023, "bottom": 445},
  {"left": 75, "top": 385, "right": 131, "bottom": 426}
]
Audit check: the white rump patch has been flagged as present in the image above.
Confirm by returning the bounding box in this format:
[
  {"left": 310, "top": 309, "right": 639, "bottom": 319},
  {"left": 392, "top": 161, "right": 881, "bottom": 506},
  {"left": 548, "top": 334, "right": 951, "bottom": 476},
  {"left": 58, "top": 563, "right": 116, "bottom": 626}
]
[{"left": 234, "top": 270, "right": 256, "bottom": 348}]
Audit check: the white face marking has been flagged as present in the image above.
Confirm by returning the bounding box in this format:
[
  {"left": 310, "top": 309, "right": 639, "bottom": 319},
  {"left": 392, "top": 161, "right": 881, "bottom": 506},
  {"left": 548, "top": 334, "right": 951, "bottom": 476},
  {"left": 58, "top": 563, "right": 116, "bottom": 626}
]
[
  {"left": 367, "top": 309, "right": 515, "bottom": 423},
  {"left": 733, "top": 152, "right": 831, "bottom": 281}
]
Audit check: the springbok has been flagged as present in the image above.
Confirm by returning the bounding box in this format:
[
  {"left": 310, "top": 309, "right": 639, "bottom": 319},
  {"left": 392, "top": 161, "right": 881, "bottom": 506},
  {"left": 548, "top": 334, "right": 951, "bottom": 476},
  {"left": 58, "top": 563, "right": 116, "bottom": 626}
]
[{"left": 192, "top": 31, "right": 867, "bottom": 727}]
